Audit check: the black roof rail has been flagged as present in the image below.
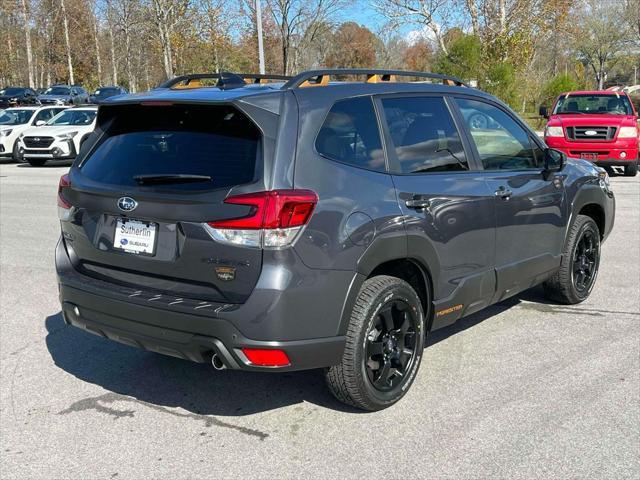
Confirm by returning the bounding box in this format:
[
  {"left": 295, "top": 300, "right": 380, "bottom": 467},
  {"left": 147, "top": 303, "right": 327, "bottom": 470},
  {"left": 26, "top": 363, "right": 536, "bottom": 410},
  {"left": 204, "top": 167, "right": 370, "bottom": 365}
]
[
  {"left": 159, "top": 72, "right": 293, "bottom": 90},
  {"left": 282, "top": 69, "right": 467, "bottom": 89}
]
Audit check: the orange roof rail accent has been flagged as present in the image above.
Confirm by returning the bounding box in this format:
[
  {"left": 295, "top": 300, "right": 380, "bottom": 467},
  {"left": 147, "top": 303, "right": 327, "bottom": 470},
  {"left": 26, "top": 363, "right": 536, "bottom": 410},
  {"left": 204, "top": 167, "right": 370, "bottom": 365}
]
[
  {"left": 366, "top": 74, "right": 397, "bottom": 83},
  {"left": 159, "top": 73, "right": 292, "bottom": 90},
  {"left": 300, "top": 74, "right": 330, "bottom": 88},
  {"left": 172, "top": 79, "right": 203, "bottom": 89},
  {"left": 284, "top": 69, "right": 467, "bottom": 89}
]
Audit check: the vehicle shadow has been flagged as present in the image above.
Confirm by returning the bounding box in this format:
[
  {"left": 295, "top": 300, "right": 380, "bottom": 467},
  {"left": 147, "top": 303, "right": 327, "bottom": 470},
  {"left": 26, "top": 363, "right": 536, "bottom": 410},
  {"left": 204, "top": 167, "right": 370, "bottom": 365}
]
[
  {"left": 16, "top": 160, "right": 73, "bottom": 168},
  {"left": 45, "top": 294, "right": 525, "bottom": 416}
]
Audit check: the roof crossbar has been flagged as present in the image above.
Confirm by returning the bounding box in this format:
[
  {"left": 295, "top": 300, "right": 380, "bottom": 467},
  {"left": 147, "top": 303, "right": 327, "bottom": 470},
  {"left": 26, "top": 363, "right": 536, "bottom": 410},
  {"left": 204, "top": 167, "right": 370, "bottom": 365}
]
[
  {"left": 282, "top": 69, "right": 467, "bottom": 89},
  {"left": 159, "top": 73, "right": 293, "bottom": 90}
]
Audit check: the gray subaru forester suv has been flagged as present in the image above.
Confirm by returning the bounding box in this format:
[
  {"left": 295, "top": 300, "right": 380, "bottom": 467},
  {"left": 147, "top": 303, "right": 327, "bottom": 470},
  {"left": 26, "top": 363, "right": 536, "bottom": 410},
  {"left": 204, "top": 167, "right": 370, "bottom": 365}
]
[{"left": 56, "top": 69, "right": 615, "bottom": 410}]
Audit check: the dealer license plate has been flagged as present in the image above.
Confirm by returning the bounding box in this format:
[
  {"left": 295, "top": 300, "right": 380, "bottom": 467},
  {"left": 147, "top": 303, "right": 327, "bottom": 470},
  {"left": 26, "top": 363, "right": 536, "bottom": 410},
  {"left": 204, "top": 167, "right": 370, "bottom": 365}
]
[{"left": 113, "top": 218, "right": 157, "bottom": 255}]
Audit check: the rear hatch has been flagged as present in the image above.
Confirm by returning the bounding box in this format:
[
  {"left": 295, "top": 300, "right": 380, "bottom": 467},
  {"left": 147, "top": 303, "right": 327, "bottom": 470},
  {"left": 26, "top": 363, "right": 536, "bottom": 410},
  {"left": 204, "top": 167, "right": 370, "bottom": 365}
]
[{"left": 61, "top": 102, "right": 271, "bottom": 304}]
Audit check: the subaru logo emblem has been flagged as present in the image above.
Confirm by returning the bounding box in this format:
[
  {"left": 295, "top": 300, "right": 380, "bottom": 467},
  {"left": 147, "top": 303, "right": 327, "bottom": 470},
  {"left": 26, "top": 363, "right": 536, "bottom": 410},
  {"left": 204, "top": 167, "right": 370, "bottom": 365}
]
[{"left": 118, "top": 197, "right": 138, "bottom": 212}]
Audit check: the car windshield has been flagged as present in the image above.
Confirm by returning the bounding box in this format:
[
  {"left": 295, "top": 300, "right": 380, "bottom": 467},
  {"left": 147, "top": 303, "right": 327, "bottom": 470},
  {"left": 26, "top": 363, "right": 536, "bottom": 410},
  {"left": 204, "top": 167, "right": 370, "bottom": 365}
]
[
  {"left": 47, "top": 110, "right": 97, "bottom": 126},
  {"left": 0, "top": 88, "right": 25, "bottom": 96},
  {"left": 0, "top": 109, "right": 33, "bottom": 125},
  {"left": 553, "top": 94, "right": 634, "bottom": 115},
  {"left": 94, "top": 88, "right": 119, "bottom": 96},
  {"left": 44, "top": 86, "right": 70, "bottom": 96}
]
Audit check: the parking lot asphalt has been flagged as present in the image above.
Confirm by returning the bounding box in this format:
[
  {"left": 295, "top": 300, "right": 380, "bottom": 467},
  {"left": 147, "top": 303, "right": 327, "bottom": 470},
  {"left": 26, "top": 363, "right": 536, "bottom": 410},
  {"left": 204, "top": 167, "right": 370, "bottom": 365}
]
[{"left": 1, "top": 161, "right": 638, "bottom": 479}]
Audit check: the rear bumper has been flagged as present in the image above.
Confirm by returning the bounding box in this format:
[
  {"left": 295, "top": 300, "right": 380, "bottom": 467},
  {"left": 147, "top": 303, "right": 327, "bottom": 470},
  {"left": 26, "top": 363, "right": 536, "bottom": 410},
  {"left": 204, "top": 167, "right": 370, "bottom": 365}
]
[
  {"left": 59, "top": 287, "right": 345, "bottom": 371},
  {"left": 56, "top": 238, "right": 350, "bottom": 371}
]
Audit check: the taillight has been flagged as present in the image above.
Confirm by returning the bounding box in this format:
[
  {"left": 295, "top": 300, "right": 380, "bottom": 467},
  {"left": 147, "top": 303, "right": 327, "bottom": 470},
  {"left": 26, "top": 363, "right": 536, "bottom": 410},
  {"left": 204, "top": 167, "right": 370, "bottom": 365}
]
[
  {"left": 57, "top": 174, "right": 72, "bottom": 220},
  {"left": 241, "top": 348, "right": 290, "bottom": 367},
  {"left": 204, "top": 189, "right": 318, "bottom": 248}
]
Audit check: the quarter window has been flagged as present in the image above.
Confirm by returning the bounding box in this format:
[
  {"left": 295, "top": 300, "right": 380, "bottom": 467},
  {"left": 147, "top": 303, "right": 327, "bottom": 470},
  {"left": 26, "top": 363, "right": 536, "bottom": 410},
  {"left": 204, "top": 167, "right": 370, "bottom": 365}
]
[
  {"left": 315, "top": 96, "right": 385, "bottom": 172},
  {"left": 381, "top": 96, "right": 468, "bottom": 174},
  {"left": 456, "top": 98, "right": 542, "bottom": 170}
]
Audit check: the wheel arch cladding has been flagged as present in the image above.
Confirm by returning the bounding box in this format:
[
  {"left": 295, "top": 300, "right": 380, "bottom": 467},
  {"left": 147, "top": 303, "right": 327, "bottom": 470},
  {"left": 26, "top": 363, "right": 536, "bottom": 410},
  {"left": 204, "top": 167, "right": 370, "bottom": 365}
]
[
  {"left": 569, "top": 183, "right": 608, "bottom": 240},
  {"left": 368, "top": 258, "right": 433, "bottom": 329}
]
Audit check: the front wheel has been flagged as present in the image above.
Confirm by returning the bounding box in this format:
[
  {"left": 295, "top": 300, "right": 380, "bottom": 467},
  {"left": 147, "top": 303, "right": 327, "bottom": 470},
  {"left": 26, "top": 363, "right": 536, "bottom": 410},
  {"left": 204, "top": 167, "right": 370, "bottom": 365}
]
[
  {"left": 544, "top": 215, "right": 601, "bottom": 304},
  {"left": 325, "top": 275, "right": 426, "bottom": 411},
  {"left": 624, "top": 162, "right": 638, "bottom": 177},
  {"left": 12, "top": 141, "right": 22, "bottom": 162}
]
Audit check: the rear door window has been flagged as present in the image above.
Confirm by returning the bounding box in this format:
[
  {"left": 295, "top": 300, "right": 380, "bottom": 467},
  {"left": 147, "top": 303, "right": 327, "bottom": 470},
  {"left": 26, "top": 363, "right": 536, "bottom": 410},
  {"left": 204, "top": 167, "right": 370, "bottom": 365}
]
[
  {"left": 315, "top": 96, "right": 385, "bottom": 172},
  {"left": 80, "top": 104, "right": 260, "bottom": 190},
  {"left": 381, "top": 96, "right": 468, "bottom": 174}
]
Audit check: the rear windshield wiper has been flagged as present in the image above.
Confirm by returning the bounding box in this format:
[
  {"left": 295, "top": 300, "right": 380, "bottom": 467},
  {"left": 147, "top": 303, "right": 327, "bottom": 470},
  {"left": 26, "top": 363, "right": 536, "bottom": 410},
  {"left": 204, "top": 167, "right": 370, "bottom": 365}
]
[{"left": 133, "top": 174, "right": 213, "bottom": 185}]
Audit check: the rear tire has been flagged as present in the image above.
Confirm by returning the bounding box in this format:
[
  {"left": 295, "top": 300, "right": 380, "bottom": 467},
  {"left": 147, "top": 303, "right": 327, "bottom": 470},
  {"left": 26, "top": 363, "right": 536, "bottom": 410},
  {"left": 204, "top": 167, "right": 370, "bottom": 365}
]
[
  {"left": 27, "top": 158, "right": 47, "bottom": 167},
  {"left": 624, "top": 162, "right": 638, "bottom": 177},
  {"left": 543, "top": 215, "right": 600, "bottom": 304},
  {"left": 325, "top": 275, "right": 425, "bottom": 411}
]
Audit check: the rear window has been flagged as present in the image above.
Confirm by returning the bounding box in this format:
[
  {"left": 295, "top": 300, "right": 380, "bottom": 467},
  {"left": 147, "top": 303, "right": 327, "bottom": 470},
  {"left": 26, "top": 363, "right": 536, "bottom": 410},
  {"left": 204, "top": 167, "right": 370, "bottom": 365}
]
[{"left": 80, "top": 104, "right": 260, "bottom": 190}]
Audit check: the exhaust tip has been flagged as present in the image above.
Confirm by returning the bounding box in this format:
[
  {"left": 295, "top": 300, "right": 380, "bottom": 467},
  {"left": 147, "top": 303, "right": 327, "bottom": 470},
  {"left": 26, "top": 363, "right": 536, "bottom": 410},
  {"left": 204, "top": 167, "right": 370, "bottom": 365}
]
[{"left": 211, "top": 353, "right": 227, "bottom": 371}]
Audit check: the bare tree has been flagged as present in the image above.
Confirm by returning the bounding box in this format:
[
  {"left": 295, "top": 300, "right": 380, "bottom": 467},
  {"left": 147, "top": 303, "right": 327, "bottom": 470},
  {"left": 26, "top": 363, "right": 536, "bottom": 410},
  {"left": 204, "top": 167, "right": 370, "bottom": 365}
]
[
  {"left": 149, "top": 0, "right": 190, "bottom": 79},
  {"left": 375, "top": 0, "right": 457, "bottom": 55},
  {"left": 91, "top": 0, "right": 103, "bottom": 85},
  {"left": 267, "top": 0, "right": 346, "bottom": 75},
  {"left": 59, "top": 0, "right": 74, "bottom": 84},
  {"left": 20, "top": 0, "right": 35, "bottom": 87},
  {"left": 573, "top": 0, "right": 630, "bottom": 89},
  {"left": 106, "top": 0, "right": 119, "bottom": 85},
  {"left": 110, "top": 0, "right": 141, "bottom": 91}
]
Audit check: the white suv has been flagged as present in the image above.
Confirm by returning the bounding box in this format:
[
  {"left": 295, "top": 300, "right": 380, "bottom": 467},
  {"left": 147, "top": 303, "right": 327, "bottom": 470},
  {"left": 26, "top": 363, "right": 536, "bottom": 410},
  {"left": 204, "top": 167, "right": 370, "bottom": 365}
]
[
  {"left": 18, "top": 106, "right": 98, "bottom": 166},
  {"left": 0, "top": 106, "right": 68, "bottom": 161}
]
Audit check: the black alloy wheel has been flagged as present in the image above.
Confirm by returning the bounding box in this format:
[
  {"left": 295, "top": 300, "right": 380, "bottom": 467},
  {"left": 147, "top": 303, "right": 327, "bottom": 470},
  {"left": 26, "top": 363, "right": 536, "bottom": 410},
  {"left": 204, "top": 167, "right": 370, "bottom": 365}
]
[
  {"left": 365, "top": 299, "right": 418, "bottom": 392},
  {"left": 544, "top": 214, "right": 601, "bottom": 304},
  {"left": 571, "top": 228, "right": 599, "bottom": 294},
  {"left": 325, "top": 275, "right": 426, "bottom": 411}
]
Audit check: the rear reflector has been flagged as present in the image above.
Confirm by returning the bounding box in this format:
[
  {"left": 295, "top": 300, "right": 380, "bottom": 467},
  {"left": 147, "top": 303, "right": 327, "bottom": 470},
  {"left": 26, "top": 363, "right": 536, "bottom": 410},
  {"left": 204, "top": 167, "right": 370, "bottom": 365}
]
[
  {"left": 57, "top": 174, "right": 72, "bottom": 220},
  {"left": 57, "top": 174, "right": 71, "bottom": 208},
  {"left": 241, "top": 348, "right": 290, "bottom": 367},
  {"left": 204, "top": 189, "right": 318, "bottom": 249}
]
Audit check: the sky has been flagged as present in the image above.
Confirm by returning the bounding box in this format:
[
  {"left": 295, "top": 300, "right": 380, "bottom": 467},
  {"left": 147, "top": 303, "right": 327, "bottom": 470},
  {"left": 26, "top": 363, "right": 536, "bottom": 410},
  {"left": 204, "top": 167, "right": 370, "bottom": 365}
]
[
  {"left": 338, "top": 1, "right": 386, "bottom": 31},
  {"left": 335, "top": 0, "right": 446, "bottom": 44}
]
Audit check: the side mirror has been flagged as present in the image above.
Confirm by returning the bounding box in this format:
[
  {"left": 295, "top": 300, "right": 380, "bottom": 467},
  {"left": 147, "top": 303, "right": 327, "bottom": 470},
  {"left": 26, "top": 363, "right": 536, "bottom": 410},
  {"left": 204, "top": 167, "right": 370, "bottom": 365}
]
[
  {"left": 544, "top": 148, "right": 565, "bottom": 178},
  {"left": 539, "top": 105, "right": 549, "bottom": 118},
  {"left": 35, "top": 120, "right": 46, "bottom": 126}
]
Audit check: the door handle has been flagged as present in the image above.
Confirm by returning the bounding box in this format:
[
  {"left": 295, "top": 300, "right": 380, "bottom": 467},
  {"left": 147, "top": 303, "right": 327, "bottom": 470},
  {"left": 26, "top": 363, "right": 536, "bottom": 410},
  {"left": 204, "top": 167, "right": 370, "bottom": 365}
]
[
  {"left": 494, "top": 186, "right": 513, "bottom": 200},
  {"left": 405, "top": 198, "right": 431, "bottom": 210}
]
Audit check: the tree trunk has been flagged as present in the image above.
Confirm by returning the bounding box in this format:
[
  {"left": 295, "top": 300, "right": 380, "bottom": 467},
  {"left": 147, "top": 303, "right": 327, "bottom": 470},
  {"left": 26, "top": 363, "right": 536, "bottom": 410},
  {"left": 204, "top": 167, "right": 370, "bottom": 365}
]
[
  {"left": 93, "top": 8, "right": 103, "bottom": 85},
  {"left": 160, "top": 26, "right": 174, "bottom": 78},
  {"left": 465, "top": 0, "right": 479, "bottom": 36},
  {"left": 20, "top": 0, "right": 35, "bottom": 88},
  {"left": 107, "top": 5, "right": 118, "bottom": 85},
  {"left": 124, "top": 27, "right": 136, "bottom": 92},
  {"left": 499, "top": 0, "right": 507, "bottom": 34},
  {"left": 152, "top": 1, "right": 175, "bottom": 79},
  {"left": 435, "top": 30, "right": 448, "bottom": 56},
  {"left": 60, "top": 0, "right": 74, "bottom": 84}
]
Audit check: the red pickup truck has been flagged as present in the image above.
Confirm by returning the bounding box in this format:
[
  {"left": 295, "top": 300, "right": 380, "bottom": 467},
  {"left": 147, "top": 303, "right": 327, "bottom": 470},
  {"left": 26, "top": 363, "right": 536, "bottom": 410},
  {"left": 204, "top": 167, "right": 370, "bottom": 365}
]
[{"left": 541, "top": 90, "right": 639, "bottom": 176}]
